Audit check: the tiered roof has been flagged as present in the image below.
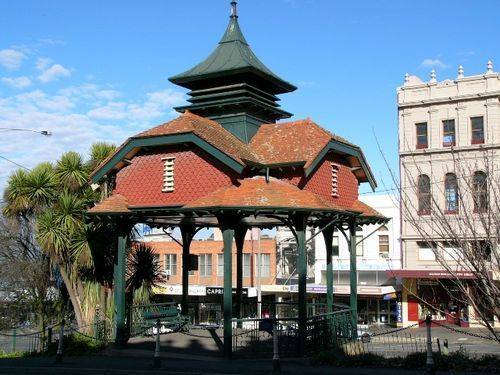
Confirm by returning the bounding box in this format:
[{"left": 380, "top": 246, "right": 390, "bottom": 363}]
[{"left": 88, "top": 2, "right": 383, "bottom": 226}]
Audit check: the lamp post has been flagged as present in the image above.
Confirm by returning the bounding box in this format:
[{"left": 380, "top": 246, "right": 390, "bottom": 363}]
[
  {"left": 0, "top": 127, "right": 52, "bottom": 170},
  {"left": 0, "top": 127, "right": 52, "bottom": 136}
]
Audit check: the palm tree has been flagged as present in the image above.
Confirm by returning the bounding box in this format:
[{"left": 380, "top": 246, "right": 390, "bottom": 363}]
[{"left": 3, "top": 142, "right": 163, "bottom": 333}]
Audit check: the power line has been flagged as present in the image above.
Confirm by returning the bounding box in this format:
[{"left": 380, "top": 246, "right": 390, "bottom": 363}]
[{"left": 0, "top": 155, "right": 31, "bottom": 171}]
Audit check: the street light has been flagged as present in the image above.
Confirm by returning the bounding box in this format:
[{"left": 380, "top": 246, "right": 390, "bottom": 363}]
[
  {"left": 0, "top": 127, "right": 52, "bottom": 171},
  {"left": 0, "top": 127, "right": 52, "bottom": 136}
]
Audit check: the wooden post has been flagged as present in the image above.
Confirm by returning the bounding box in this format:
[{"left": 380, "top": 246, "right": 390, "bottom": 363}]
[
  {"left": 348, "top": 220, "right": 358, "bottom": 338},
  {"left": 218, "top": 216, "right": 235, "bottom": 358},
  {"left": 321, "top": 224, "right": 335, "bottom": 314},
  {"left": 235, "top": 226, "right": 247, "bottom": 324},
  {"left": 180, "top": 225, "right": 196, "bottom": 316},
  {"left": 292, "top": 214, "right": 307, "bottom": 356},
  {"left": 114, "top": 232, "right": 127, "bottom": 346},
  {"left": 153, "top": 318, "right": 161, "bottom": 368}
]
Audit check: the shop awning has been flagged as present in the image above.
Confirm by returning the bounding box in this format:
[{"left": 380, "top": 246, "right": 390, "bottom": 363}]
[{"left": 387, "top": 270, "right": 476, "bottom": 279}]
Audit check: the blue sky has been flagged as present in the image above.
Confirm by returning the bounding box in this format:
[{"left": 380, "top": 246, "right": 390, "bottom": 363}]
[{"left": 0, "top": 0, "right": 498, "bottom": 194}]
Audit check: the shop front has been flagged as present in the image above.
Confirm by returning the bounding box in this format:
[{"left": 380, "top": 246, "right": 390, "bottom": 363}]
[{"left": 391, "top": 270, "right": 475, "bottom": 327}]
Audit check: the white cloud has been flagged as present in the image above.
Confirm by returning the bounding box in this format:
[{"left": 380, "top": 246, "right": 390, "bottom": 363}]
[
  {"left": 0, "top": 48, "right": 26, "bottom": 70},
  {"left": 14, "top": 90, "right": 74, "bottom": 112},
  {"left": 420, "top": 58, "right": 448, "bottom": 69},
  {"left": 87, "top": 102, "right": 127, "bottom": 120},
  {"left": 1, "top": 76, "right": 32, "bottom": 89},
  {"left": 0, "top": 80, "right": 185, "bottom": 193},
  {"left": 95, "top": 89, "right": 121, "bottom": 100},
  {"left": 36, "top": 57, "right": 53, "bottom": 70},
  {"left": 88, "top": 89, "right": 185, "bottom": 121},
  {"left": 38, "top": 63, "right": 71, "bottom": 83}
]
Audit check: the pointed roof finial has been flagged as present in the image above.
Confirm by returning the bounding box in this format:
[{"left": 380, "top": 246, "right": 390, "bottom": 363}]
[
  {"left": 457, "top": 65, "right": 464, "bottom": 79},
  {"left": 486, "top": 59, "right": 493, "bottom": 74},
  {"left": 430, "top": 69, "right": 437, "bottom": 83},
  {"left": 230, "top": 1, "right": 238, "bottom": 18},
  {"left": 404, "top": 73, "right": 409, "bottom": 84}
]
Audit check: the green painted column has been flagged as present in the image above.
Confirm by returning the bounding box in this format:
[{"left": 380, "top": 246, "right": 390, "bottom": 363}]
[
  {"left": 222, "top": 224, "right": 235, "bottom": 358},
  {"left": 321, "top": 225, "right": 335, "bottom": 314},
  {"left": 348, "top": 220, "right": 358, "bottom": 338},
  {"left": 293, "top": 215, "right": 307, "bottom": 356},
  {"left": 180, "top": 225, "right": 196, "bottom": 316},
  {"left": 234, "top": 226, "right": 247, "bottom": 322},
  {"left": 114, "top": 233, "right": 127, "bottom": 346}
]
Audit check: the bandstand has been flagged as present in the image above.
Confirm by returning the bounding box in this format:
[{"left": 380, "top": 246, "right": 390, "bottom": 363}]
[{"left": 89, "top": 1, "right": 386, "bottom": 357}]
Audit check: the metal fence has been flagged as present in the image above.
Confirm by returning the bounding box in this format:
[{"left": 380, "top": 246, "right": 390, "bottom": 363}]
[
  {"left": 0, "top": 321, "right": 106, "bottom": 355},
  {"left": 0, "top": 328, "right": 46, "bottom": 354},
  {"left": 231, "top": 307, "right": 353, "bottom": 358}
]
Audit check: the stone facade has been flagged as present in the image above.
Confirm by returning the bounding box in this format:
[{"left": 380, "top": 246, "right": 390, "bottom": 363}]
[{"left": 397, "top": 62, "right": 500, "bottom": 326}]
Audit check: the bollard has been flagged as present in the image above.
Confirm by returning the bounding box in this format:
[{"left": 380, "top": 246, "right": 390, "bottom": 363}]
[
  {"left": 55, "top": 319, "right": 65, "bottom": 363},
  {"left": 443, "top": 339, "right": 449, "bottom": 356},
  {"left": 425, "top": 315, "right": 435, "bottom": 375},
  {"left": 272, "top": 318, "right": 281, "bottom": 373},
  {"left": 153, "top": 319, "right": 161, "bottom": 368},
  {"left": 11, "top": 328, "right": 16, "bottom": 353}
]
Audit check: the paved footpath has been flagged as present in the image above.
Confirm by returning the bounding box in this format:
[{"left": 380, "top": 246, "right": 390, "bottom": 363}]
[{"left": 0, "top": 355, "right": 494, "bottom": 375}]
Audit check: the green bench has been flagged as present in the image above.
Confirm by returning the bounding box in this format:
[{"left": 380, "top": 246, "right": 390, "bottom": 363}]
[{"left": 142, "top": 306, "right": 190, "bottom": 332}]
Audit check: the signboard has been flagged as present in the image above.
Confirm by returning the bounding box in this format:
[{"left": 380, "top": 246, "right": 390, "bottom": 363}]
[
  {"left": 396, "top": 293, "right": 402, "bottom": 323},
  {"left": 261, "top": 285, "right": 291, "bottom": 293},
  {"left": 206, "top": 287, "right": 248, "bottom": 296},
  {"left": 288, "top": 284, "right": 396, "bottom": 296},
  {"left": 153, "top": 285, "right": 206, "bottom": 296}
]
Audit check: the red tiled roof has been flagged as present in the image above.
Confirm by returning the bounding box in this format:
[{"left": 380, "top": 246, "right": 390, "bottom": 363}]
[
  {"left": 87, "top": 182, "right": 384, "bottom": 221},
  {"left": 88, "top": 194, "right": 130, "bottom": 214},
  {"left": 90, "top": 111, "right": 259, "bottom": 179},
  {"left": 250, "top": 118, "right": 358, "bottom": 168},
  {"left": 184, "top": 176, "right": 350, "bottom": 211},
  {"left": 351, "top": 199, "right": 384, "bottom": 218},
  {"left": 136, "top": 111, "right": 259, "bottom": 164}
]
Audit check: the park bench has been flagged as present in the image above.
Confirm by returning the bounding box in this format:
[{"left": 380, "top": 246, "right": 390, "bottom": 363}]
[{"left": 142, "top": 306, "right": 190, "bottom": 333}]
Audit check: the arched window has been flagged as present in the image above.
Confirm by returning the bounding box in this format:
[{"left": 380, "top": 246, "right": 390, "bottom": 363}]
[
  {"left": 444, "top": 173, "right": 458, "bottom": 213},
  {"left": 472, "top": 171, "right": 488, "bottom": 212},
  {"left": 417, "top": 174, "right": 431, "bottom": 215}
]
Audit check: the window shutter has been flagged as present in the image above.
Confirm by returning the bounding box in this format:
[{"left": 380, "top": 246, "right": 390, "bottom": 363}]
[
  {"left": 331, "top": 163, "right": 340, "bottom": 197},
  {"left": 162, "top": 157, "right": 176, "bottom": 192}
]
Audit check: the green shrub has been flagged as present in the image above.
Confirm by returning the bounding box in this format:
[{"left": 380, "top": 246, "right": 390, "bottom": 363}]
[
  {"left": 312, "top": 348, "right": 500, "bottom": 373},
  {"left": 0, "top": 350, "right": 27, "bottom": 359},
  {"left": 30, "top": 333, "right": 104, "bottom": 357}
]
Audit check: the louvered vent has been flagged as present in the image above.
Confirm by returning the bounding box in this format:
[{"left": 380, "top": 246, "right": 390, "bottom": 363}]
[
  {"left": 162, "top": 157, "right": 176, "bottom": 192},
  {"left": 331, "top": 163, "right": 339, "bottom": 197}
]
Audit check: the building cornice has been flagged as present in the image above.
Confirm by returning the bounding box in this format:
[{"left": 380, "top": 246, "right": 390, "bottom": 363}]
[
  {"left": 398, "top": 90, "right": 500, "bottom": 109},
  {"left": 399, "top": 143, "right": 500, "bottom": 157}
]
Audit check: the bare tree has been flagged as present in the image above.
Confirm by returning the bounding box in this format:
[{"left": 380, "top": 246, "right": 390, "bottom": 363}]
[
  {"left": 380, "top": 141, "right": 499, "bottom": 342},
  {"left": 0, "top": 216, "right": 58, "bottom": 331}
]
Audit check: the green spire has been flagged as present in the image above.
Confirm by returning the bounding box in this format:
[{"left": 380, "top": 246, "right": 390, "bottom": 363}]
[
  {"left": 219, "top": 1, "right": 248, "bottom": 44},
  {"left": 169, "top": 2, "right": 296, "bottom": 94},
  {"left": 169, "top": 1, "right": 296, "bottom": 143}
]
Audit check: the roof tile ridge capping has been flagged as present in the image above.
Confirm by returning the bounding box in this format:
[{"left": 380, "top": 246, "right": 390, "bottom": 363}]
[
  {"left": 312, "top": 120, "right": 359, "bottom": 148},
  {"left": 89, "top": 138, "right": 131, "bottom": 179},
  {"left": 89, "top": 193, "right": 130, "bottom": 213},
  {"left": 181, "top": 112, "right": 261, "bottom": 163},
  {"left": 132, "top": 111, "right": 208, "bottom": 138},
  {"left": 257, "top": 117, "right": 359, "bottom": 149}
]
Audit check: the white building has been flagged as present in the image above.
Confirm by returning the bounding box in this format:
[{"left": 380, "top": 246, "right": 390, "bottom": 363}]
[
  {"left": 397, "top": 61, "right": 499, "bottom": 327},
  {"left": 312, "top": 194, "right": 401, "bottom": 325}
]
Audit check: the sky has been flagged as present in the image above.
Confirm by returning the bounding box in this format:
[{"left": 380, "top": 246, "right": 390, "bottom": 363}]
[{"left": 0, "top": 0, "right": 499, "bottom": 196}]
